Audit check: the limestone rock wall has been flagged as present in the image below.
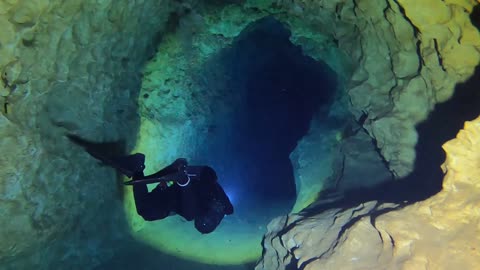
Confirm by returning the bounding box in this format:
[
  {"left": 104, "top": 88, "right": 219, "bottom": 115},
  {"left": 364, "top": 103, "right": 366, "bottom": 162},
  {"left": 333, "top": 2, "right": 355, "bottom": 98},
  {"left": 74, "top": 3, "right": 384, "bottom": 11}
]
[
  {"left": 367, "top": 0, "right": 480, "bottom": 177},
  {"left": 354, "top": 0, "right": 480, "bottom": 177},
  {"left": 256, "top": 201, "right": 399, "bottom": 270},
  {"left": 134, "top": 16, "right": 244, "bottom": 172},
  {"left": 256, "top": 116, "right": 480, "bottom": 270},
  {"left": 252, "top": 1, "right": 480, "bottom": 266},
  {"left": 289, "top": 119, "right": 340, "bottom": 212},
  {"left": 260, "top": 0, "right": 480, "bottom": 216},
  {"left": 273, "top": 0, "right": 480, "bottom": 178},
  {"left": 0, "top": 1, "right": 176, "bottom": 268}
]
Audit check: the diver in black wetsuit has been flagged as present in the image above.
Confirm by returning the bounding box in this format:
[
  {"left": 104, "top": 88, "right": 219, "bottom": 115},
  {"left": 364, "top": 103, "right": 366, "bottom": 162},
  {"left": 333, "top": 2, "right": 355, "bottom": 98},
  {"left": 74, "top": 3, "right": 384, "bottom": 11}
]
[
  {"left": 67, "top": 135, "right": 234, "bottom": 234},
  {"left": 125, "top": 155, "right": 234, "bottom": 234}
]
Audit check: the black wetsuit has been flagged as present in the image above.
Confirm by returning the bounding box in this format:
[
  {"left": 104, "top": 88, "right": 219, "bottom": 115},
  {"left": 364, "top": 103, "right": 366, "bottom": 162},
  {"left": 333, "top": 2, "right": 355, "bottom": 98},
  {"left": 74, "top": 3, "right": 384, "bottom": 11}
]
[{"left": 132, "top": 160, "right": 234, "bottom": 234}]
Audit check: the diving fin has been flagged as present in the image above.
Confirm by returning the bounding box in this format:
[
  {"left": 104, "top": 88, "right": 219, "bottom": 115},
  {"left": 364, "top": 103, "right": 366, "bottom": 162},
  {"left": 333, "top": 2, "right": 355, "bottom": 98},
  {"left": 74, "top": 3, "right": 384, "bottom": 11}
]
[
  {"left": 110, "top": 153, "right": 146, "bottom": 178},
  {"left": 67, "top": 134, "right": 146, "bottom": 178}
]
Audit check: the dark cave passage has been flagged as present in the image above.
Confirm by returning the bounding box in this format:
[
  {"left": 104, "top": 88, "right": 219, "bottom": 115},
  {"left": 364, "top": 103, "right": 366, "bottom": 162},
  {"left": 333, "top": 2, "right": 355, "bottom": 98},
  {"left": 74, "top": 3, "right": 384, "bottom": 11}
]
[{"left": 194, "top": 17, "right": 337, "bottom": 219}]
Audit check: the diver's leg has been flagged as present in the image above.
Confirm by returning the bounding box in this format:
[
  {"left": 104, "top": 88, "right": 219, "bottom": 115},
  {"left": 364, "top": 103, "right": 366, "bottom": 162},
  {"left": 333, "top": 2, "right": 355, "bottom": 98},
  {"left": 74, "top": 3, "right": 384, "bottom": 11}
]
[
  {"left": 132, "top": 177, "right": 155, "bottom": 220},
  {"left": 110, "top": 153, "right": 146, "bottom": 177},
  {"left": 131, "top": 169, "right": 166, "bottom": 221},
  {"left": 134, "top": 181, "right": 183, "bottom": 221}
]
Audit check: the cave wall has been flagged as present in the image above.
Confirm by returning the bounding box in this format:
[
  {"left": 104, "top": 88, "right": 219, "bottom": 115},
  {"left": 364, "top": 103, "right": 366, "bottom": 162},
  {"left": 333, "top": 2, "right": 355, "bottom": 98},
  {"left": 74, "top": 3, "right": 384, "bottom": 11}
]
[
  {"left": 264, "top": 0, "right": 480, "bottom": 179},
  {"left": 1, "top": 0, "right": 479, "bottom": 268},
  {"left": 251, "top": 0, "right": 480, "bottom": 211},
  {"left": 255, "top": 0, "right": 480, "bottom": 268},
  {"left": 257, "top": 115, "right": 480, "bottom": 270},
  {"left": 0, "top": 1, "right": 177, "bottom": 268}
]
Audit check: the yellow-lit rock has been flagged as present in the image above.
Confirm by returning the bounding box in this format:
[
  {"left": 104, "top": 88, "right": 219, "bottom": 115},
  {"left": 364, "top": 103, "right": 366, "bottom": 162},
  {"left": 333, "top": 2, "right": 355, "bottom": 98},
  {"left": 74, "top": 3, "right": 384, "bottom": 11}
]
[
  {"left": 398, "top": 0, "right": 452, "bottom": 26},
  {"left": 258, "top": 116, "right": 480, "bottom": 269},
  {"left": 346, "top": 0, "right": 480, "bottom": 177},
  {"left": 376, "top": 116, "right": 480, "bottom": 269}
]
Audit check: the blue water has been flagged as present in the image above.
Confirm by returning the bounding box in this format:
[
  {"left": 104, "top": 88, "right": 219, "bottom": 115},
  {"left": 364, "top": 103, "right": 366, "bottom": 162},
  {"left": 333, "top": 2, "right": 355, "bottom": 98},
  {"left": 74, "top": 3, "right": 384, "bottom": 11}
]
[{"left": 192, "top": 17, "right": 337, "bottom": 223}]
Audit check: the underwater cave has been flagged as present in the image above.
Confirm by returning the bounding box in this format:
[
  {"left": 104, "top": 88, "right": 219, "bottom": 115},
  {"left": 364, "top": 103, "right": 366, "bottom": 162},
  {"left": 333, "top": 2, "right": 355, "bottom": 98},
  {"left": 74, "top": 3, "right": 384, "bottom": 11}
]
[
  {"left": 2, "top": 1, "right": 480, "bottom": 270},
  {"left": 118, "top": 16, "right": 345, "bottom": 266},
  {"left": 192, "top": 17, "right": 337, "bottom": 219}
]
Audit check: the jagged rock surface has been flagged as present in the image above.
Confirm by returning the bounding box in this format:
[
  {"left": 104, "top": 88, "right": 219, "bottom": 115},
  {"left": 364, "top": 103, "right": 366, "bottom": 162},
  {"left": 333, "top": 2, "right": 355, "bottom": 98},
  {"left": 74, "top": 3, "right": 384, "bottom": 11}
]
[
  {"left": 256, "top": 201, "right": 400, "bottom": 270},
  {"left": 336, "top": 130, "right": 393, "bottom": 191},
  {"left": 248, "top": 0, "right": 480, "bottom": 210},
  {"left": 256, "top": 117, "right": 480, "bottom": 269},
  {"left": 280, "top": 0, "right": 480, "bottom": 179}
]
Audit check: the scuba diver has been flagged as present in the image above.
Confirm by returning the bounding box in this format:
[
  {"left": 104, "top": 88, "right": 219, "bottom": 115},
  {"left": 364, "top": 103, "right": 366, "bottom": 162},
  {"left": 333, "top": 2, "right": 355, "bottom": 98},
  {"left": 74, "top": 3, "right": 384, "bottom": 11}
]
[{"left": 67, "top": 135, "right": 234, "bottom": 234}]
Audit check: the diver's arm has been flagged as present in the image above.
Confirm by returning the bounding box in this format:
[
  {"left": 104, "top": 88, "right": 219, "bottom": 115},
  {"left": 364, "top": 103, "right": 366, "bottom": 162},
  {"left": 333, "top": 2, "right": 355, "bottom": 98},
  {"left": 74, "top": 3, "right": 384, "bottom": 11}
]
[
  {"left": 143, "top": 158, "right": 188, "bottom": 179},
  {"left": 131, "top": 171, "right": 153, "bottom": 218}
]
